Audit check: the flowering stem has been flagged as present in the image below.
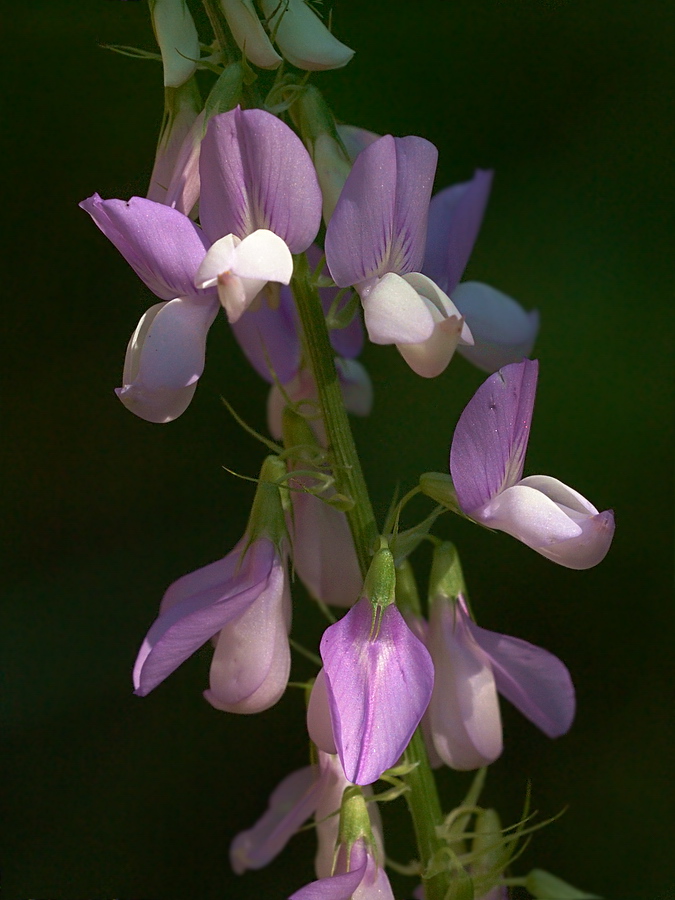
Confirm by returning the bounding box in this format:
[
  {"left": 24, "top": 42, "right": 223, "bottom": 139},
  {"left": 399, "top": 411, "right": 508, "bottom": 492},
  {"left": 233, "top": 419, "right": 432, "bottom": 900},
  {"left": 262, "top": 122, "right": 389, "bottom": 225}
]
[{"left": 291, "top": 252, "right": 451, "bottom": 900}]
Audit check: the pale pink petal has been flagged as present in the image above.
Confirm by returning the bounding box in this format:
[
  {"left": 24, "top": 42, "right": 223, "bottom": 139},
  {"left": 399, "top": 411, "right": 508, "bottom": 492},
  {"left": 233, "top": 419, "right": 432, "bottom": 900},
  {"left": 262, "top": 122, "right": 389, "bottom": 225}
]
[
  {"left": 360, "top": 273, "right": 436, "bottom": 345},
  {"left": 220, "top": 0, "right": 283, "bottom": 69}
]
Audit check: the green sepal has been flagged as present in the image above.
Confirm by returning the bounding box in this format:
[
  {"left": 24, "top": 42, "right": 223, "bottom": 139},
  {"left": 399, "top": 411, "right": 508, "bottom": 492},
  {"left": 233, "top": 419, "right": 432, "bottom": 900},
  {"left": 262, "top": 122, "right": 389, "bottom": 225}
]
[
  {"left": 245, "top": 455, "right": 289, "bottom": 551},
  {"left": 202, "top": 61, "right": 244, "bottom": 128},
  {"left": 525, "top": 869, "right": 602, "bottom": 899},
  {"left": 337, "top": 786, "right": 377, "bottom": 853},
  {"left": 419, "top": 472, "right": 463, "bottom": 514},
  {"left": 394, "top": 558, "right": 421, "bottom": 617},
  {"left": 428, "top": 541, "right": 467, "bottom": 605},
  {"left": 364, "top": 545, "right": 396, "bottom": 611}
]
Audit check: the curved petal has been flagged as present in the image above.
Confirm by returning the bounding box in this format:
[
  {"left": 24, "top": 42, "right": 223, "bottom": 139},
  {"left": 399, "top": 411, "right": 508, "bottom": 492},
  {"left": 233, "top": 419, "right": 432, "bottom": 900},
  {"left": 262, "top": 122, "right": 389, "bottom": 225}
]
[
  {"left": 199, "top": 107, "right": 322, "bottom": 251},
  {"left": 483, "top": 477, "right": 615, "bottom": 569},
  {"left": 336, "top": 125, "right": 381, "bottom": 163},
  {"left": 423, "top": 170, "right": 493, "bottom": 293},
  {"left": 163, "top": 108, "right": 204, "bottom": 217},
  {"left": 260, "top": 0, "right": 354, "bottom": 71},
  {"left": 321, "top": 598, "right": 434, "bottom": 785},
  {"left": 360, "top": 272, "right": 437, "bottom": 345},
  {"left": 151, "top": 0, "right": 200, "bottom": 87},
  {"left": 291, "top": 489, "right": 363, "bottom": 609},
  {"left": 80, "top": 194, "right": 210, "bottom": 300},
  {"left": 231, "top": 284, "right": 300, "bottom": 383},
  {"left": 133, "top": 538, "right": 276, "bottom": 695},
  {"left": 427, "top": 599, "right": 503, "bottom": 770},
  {"left": 231, "top": 229, "right": 294, "bottom": 283},
  {"left": 147, "top": 80, "right": 201, "bottom": 208},
  {"left": 307, "top": 669, "right": 338, "bottom": 756},
  {"left": 326, "top": 135, "right": 438, "bottom": 287},
  {"left": 452, "top": 282, "right": 539, "bottom": 373},
  {"left": 116, "top": 297, "right": 218, "bottom": 423},
  {"left": 450, "top": 359, "right": 539, "bottom": 513},
  {"left": 220, "top": 0, "right": 283, "bottom": 69},
  {"left": 314, "top": 751, "right": 355, "bottom": 879},
  {"left": 289, "top": 863, "right": 366, "bottom": 900},
  {"left": 230, "top": 766, "right": 319, "bottom": 874},
  {"left": 205, "top": 558, "right": 291, "bottom": 713},
  {"left": 467, "top": 618, "right": 575, "bottom": 738}
]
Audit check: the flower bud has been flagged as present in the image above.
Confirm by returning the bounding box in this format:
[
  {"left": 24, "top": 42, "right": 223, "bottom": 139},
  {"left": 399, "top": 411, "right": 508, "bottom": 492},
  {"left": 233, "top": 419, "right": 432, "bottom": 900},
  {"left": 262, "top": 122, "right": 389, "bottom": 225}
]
[
  {"left": 525, "top": 869, "right": 600, "bottom": 899},
  {"left": 220, "top": 0, "right": 282, "bottom": 69},
  {"left": 259, "top": 0, "right": 354, "bottom": 71},
  {"left": 149, "top": 0, "right": 200, "bottom": 87}
]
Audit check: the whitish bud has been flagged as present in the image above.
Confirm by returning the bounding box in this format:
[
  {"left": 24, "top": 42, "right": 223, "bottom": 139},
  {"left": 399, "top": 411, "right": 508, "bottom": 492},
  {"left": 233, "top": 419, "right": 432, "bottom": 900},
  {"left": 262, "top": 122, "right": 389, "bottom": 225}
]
[
  {"left": 220, "top": 0, "right": 282, "bottom": 69},
  {"left": 149, "top": 0, "right": 200, "bottom": 87},
  {"left": 259, "top": 0, "right": 354, "bottom": 71}
]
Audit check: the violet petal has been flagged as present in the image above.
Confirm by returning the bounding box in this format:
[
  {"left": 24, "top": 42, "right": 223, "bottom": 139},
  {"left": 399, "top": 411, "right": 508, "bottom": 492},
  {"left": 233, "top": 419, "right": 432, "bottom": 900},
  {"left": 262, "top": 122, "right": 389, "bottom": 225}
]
[
  {"left": 321, "top": 598, "right": 434, "bottom": 785},
  {"left": 80, "top": 194, "right": 210, "bottom": 300},
  {"left": 450, "top": 359, "right": 539, "bottom": 514},
  {"left": 199, "top": 107, "right": 322, "bottom": 251}
]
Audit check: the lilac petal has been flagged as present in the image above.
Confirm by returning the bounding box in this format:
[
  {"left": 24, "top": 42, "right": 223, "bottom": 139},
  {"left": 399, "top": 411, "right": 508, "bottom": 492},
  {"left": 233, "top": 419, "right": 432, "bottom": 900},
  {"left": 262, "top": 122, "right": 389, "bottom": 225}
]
[
  {"left": 147, "top": 85, "right": 201, "bottom": 208},
  {"left": 231, "top": 285, "right": 300, "bottom": 384},
  {"left": 321, "top": 598, "right": 434, "bottom": 785},
  {"left": 467, "top": 619, "right": 575, "bottom": 738},
  {"left": 423, "top": 170, "right": 493, "bottom": 293},
  {"left": 360, "top": 273, "right": 437, "bottom": 345},
  {"left": 483, "top": 476, "right": 615, "bottom": 569},
  {"left": 452, "top": 282, "right": 539, "bottom": 374},
  {"left": 199, "top": 107, "right": 322, "bottom": 251},
  {"left": 205, "top": 560, "right": 291, "bottom": 713},
  {"left": 336, "top": 125, "right": 381, "bottom": 163},
  {"left": 314, "top": 751, "right": 356, "bottom": 878},
  {"left": 230, "top": 765, "right": 319, "bottom": 874},
  {"left": 133, "top": 538, "right": 276, "bottom": 695},
  {"left": 80, "top": 194, "right": 210, "bottom": 300},
  {"left": 307, "top": 669, "right": 338, "bottom": 756},
  {"left": 164, "top": 109, "right": 204, "bottom": 216},
  {"left": 450, "top": 359, "right": 539, "bottom": 514},
  {"left": 116, "top": 296, "right": 218, "bottom": 423},
  {"left": 428, "top": 599, "right": 503, "bottom": 770},
  {"left": 260, "top": 0, "right": 354, "bottom": 71},
  {"left": 289, "top": 864, "right": 366, "bottom": 900},
  {"left": 326, "top": 135, "right": 438, "bottom": 287}
]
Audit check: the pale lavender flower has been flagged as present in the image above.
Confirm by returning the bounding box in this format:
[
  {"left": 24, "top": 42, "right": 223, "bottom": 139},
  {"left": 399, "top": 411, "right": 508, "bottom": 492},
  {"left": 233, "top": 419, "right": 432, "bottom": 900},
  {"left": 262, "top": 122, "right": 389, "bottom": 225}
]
[
  {"left": 150, "top": 0, "right": 200, "bottom": 87},
  {"left": 325, "top": 135, "right": 473, "bottom": 377},
  {"left": 426, "top": 596, "right": 575, "bottom": 770},
  {"left": 81, "top": 108, "right": 322, "bottom": 422},
  {"left": 133, "top": 536, "right": 291, "bottom": 714},
  {"left": 317, "top": 593, "right": 434, "bottom": 785},
  {"left": 290, "top": 836, "right": 394, "bottom": 900},
  {"left": 423, "top": 170, "right": 539, "bottom": 373},
  {"left": 450, "top": 359, "right": 615, "bottom": 568}
]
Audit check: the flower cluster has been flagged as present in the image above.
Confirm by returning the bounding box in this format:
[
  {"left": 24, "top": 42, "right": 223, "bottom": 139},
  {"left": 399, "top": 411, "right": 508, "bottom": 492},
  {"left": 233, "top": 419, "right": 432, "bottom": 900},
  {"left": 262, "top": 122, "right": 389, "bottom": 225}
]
[{"left": 84, "top": 5, "right": 614, "bottom": 897}]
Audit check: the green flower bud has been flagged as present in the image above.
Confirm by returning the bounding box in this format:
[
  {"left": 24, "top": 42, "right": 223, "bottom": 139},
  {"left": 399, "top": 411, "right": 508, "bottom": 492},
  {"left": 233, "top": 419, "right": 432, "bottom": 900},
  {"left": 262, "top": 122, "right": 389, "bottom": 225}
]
[
  {"left": 526, "top": 868, "right": 601, "bottom": 899},
  {"left": 428, "top": 541, "right": 467, "bottom": 605},
  {"left": 364, "top": 545, "right": 396, "bottom": 611},
  {"left": 245, "top": 455, "right": 289, "bottom": 548},
  {"left": 419, "top": 471, "right": 462, "bottom": 513}
]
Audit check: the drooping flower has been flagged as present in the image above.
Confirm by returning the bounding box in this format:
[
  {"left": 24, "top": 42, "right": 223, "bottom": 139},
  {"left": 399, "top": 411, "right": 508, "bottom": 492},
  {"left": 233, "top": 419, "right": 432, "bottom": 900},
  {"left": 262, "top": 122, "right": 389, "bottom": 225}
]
[
  {"left": 259, "top": 0, "right": 354, "bottom": 71},
  {"left": 423, "top": 170, "right": 539, "bottom": 373},
  {"left": 81, "top": 107, "right": 322, "bottom": 422},
  {"left": 325, "top": 134, "right": 473, "bottom": 377},
  {"left": 133, "top": 457, "right": 292, "bottom": 713},
  {"left": 314, "top": 549, "right": 434, "bottom": 785},
  {"left": 450, "top": 359, "right": 615, "bottom": 568},
  {"left": 427, "top": 593, "right": 575, "bottom": 770}
]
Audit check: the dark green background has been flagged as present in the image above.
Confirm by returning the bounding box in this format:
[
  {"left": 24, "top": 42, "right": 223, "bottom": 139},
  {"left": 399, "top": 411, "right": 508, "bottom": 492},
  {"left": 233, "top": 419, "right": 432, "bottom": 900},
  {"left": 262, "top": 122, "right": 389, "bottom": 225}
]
[{"left": 3, "top": 2, "right": 673, "bottom": 898}]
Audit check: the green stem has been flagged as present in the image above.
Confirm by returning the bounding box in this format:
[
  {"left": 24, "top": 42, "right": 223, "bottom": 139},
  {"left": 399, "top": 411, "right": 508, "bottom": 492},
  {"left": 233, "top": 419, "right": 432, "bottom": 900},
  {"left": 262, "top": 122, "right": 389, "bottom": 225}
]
[
  {"left": 292, "top": 253, "right": 451, "bottom": 900},
  {"left": 202, "top": 0, "right": 234, "bottom": 63}
]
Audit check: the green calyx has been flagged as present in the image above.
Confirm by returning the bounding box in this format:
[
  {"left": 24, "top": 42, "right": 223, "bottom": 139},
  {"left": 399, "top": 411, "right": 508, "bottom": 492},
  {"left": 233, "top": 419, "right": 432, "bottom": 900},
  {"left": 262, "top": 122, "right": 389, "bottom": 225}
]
[
  {"left": 419, "top": 472, "right": 463, "bottom": 514},
  {"left": 337, "top": 786, "right": 377, "bottom": 855},
  {"left": 364, "top": 545, "right": 397, "bottom": 612},
  {"left": 428, "top": 541, "right": 467, "bottom": 606},
  {"left": 245, "top": 455, "right": 289, "bottom": 550}
]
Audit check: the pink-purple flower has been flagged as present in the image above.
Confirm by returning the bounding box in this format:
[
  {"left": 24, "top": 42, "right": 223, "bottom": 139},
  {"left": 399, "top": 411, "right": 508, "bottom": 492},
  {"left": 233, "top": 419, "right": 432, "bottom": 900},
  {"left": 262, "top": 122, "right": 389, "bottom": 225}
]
[
  {"left": 450, "top": 359, "right": 615, "bottom": 568},
  {"left": 290, "top": 836, "right": 394, "bottom": 900},
  {"left": 81, "top": 107, "right": 322, "bottom": 423}
]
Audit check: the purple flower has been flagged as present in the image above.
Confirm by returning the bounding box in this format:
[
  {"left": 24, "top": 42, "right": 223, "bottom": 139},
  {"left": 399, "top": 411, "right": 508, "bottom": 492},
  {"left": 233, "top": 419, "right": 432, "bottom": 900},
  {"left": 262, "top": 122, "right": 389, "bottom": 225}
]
[
  {"left": 290, "top": 836, "right": 394, "bottom": 900},
  {"left": 423, "top": 170, "right": 539, "bottom": 373},
  {"left": 450, "top": 359, "right": 615, "bottom": 568},
  {"left": 426, "top": 596, "right": 574, "bottom": 770},
  {"left": 325, "top": 135, "right": 473, "bottom": 377},
  {"left": 133, "top": 536, "right": 291, "bottom": 714},
  {"left": 81, "top": 108, "right": 322, "bottom": 422},
  {"left": 318, "top": 591, "right": 434, "bottom": 785}
]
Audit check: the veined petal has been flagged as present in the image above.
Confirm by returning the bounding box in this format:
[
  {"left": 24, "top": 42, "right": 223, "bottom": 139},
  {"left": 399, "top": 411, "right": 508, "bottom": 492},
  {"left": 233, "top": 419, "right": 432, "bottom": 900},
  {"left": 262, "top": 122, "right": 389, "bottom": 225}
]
[
  {"left": 220, "top": 0, "right": 283, "bottom": 69},
  {"left": 484, "top": 476, "right": 615, "bottom": 569},
  {"left": 205, "top": 559, "right": 291, "bottom": 713},
  {"left": 467, "top": 617, "right": 575, "bottom": 738},
  {"left": 230, "top": 765, "right": 319, "bottom": 874},
  {"left": 321, "top": 597, "right": 434, "bottom": 785},
  {"left": 423, "top": 170, "right": 493, "bottom": 293},
  {"left": 116, "top": 297, "right": 218, "bottom": 423},
  {"left": 360, "top": 273, "right": 437, "bottom": 345},
  {"left": 428, "top": 599, "right": 503, "bottom": 770},
  {"left": 231, "top": 229, "right": 293, "bottom": 283},
  {"left": 260, "top": 0, "right": 354, "bottom": 71},
  {"left": 452, "top": 282, "right": 539, "bottom": 374},
  {"left": 80, "top": 194, "right": 210, "bottom": 300},
  {"left": 326, "top": 135, "right": 437, "bottom": 287},
  {"left": 133, "top": 538, "right": 277, "bottom": 695},
  {"left": 289, "top": 863, "right": 366, "bottom": 900},
  {"left": 450, "top": 359, "right": 539, "bottom": 513},
  {"left": 199, "top": 107, "right": 322, "bottom": 251},
  {"left": 307, "top": 669, "right": 338, "bottom": 756}
]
